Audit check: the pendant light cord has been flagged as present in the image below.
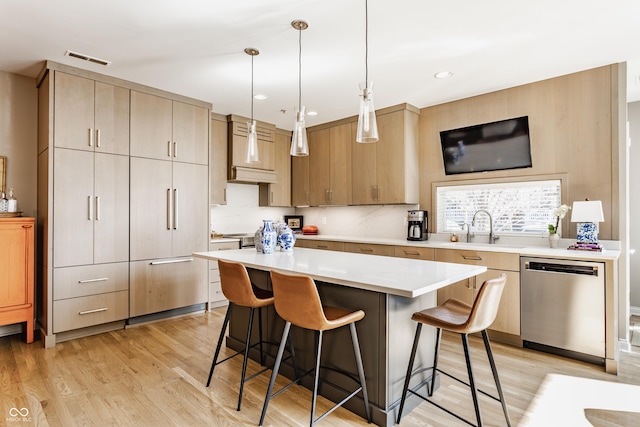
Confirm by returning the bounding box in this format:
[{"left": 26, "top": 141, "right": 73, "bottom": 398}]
[
  {"left": 251, "top": 54, "right": 254, "bottom": 121},
  {"left": 365, "top": 0, "right": 369, "bottom": 90},
  {"left": 298, "top": 25, "right": 302, "bottom": 111}
]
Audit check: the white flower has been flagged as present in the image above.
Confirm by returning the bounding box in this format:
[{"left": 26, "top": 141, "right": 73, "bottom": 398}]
[{"left": 553, "top": 204, "right": 570, "bottom": 219}]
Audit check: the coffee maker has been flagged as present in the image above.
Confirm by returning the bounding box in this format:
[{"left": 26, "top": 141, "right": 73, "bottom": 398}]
[{"left": 407, "top": 210, "right": 428, "bottom": 241}]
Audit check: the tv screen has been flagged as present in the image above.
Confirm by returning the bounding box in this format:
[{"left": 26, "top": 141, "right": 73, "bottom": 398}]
[{"left": 440, "top": 116, "right": 532, "bottom": 175}]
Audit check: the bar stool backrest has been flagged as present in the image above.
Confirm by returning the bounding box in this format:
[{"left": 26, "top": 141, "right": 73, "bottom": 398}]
[
  {"left": 270, "top": 270, "right": 327, "bottom": 330},
  {"left": 218, "top": 259, "right": 263, "bottom": 307},
  {"left": 466, "top": 274, "right": 507, "bottom": 334}
]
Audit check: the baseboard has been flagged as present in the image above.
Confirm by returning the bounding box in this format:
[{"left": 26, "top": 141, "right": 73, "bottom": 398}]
[{"left": 0, "top": 324, "right": 24, "bottom": 338}]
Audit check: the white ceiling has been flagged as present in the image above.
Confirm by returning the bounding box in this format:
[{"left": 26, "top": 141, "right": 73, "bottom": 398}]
[{"left": 2, "top": 0, "right": 640, "bottom": 130}]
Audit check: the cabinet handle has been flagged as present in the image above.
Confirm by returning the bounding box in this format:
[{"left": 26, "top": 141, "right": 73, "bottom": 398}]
[
  {"left": 95, "top": 196, "right": 100, "bottom": 221},
  {"left": 174, "top": 188, "right": 179, "bottom": 230},
  {"left": 305, "top": 191, "right": 309, "bottom": 205},
  {"left": 377, "top": 186, "right": 381, "bottom": 201},
  {"left": 404, "top": 251, "right": 420, "bottom": 256},
  {"left": 167, "top": 141, "right": 172, "bottom": 157},
  {"left": 371, "top": 186, "right": 376, "bottom": 201},
  {"left": 360, "top": 248, "right": 373, "bottom": 252},
  {"left": 88, "top": 128, "right": 93, "bottom": 147},
  {"left": 78, "top": 277, "right": 108, "bottom": 284},
  {"left": 317, "top": 245, "right": 329, "bottom": 249},
  {"left": 88, "top": 196, "right": 93, "bottom": 220},
  {"left": 224, "top": 188, "right": 227, "bottom": 203},
  {"left": 79, "top": 307, "right": 108, "bottom": 315},
  {"left": 96, "top": 129, "right": 101, "bottom": 148},
  {"left": 174, "top": 141, "right": 178, "bottom": 157},
  {"left": 167, "top": 189, "right": 172, "bottom": 230},
  {"left": 270, "top": 191, "right": 274, "bottom": 204},
  {"left": 150, "top": 258, "right": 194, "bottom": 265},
  {"left": 22, "top": 225, "right": 33, "bottom": 229},
  {"left": 462, "top": 255, "right": 483, "bottom": 261}
]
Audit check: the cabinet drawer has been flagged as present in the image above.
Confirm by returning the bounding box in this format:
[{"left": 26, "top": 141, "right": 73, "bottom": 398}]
[
  {"left": 344, "top": 242, "right": 394, "bottom": 257},
  {"left": 434, "top": 249, "right": 519, "bottom": 271},
  {"left": 394, "top": 246, "right": 435, "bottom": 260},
  {"left": 54, "top": 262, "right": 129, "bottom": 300},
  {"left": 210, "top": 280, "right": 226, "bottom": 303},
  {"left": 209, "top": 241, "right": 240, "bottom": 251},
  {"left": 53, "top": 290, "right": 129, "bottom": 333},
  {"left": 298, "top": 240, "right": 344, "bottom": 251},
  {"left": 130, "top": 257, "right": 208, "bottom": 317}
]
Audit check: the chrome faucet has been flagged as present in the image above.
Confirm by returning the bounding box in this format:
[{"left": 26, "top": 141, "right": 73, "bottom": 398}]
[
  {"left": 462, "top": 223, "right": 473, "bottom": 243},
  {"left": 472, "top": 210, "right": 499, "bottom": 244}
]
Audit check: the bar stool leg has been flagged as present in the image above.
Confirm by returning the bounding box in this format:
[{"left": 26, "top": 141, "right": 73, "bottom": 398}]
[
  {"left": 259, "top": 321, "right": 291, "bottom": 427},
  {"left": 237, "top": 307, "right": 256, "bottom": 411},
  {"left": 429, "top": 328, "right": 442, "bottom": 396},
  {"left": 349, "top": 322, "right": 371, "bottom": 423},
  {"left": 258, "top": 307, "right": 265, "bottom": 366},
  {"left": 397, "top": 322, "right": 422, "bottom": 424},
  {"left": 310, "top": 330, "right": 323, "bottom": 426},
  {"left": 462, "top": 334, "right": 483, "bottom": 427},
  {"left": 481, "top": 330, "right": 511, "bottom": 427},
  {"left": 207, "top": 303, "right": 233, "bottom": 387}
]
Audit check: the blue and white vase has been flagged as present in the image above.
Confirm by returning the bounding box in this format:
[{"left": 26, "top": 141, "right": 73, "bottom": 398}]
[
  {"left": 257, "top": 219, "right": 277, "bottom": 254},
  {"left": 276, "top": 222, "right": 296, "bottom": 252}
]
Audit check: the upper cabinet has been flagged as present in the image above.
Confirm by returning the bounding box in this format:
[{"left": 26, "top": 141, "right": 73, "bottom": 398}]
[
  {"left": 130, "top": 91, "right": 208, "bottom": 165},
  {"left": 210, "top": 113, "right": 228, "bottom": 205},
  {"left": 54, "top": 72, "right": 130, "bottom": 155},
  {"left": 308, "top": 122, "right": 352, "bottom": 206},
  {"left": 259, "top": 128, "right": 292, "bottom": 207},
  {"left": 291, "top": 154, "right": 310, "bottom": 206},
  {"left": 227, "top": 115, "right": 277, "bottom": 183},
  {"left": 351, "top": 104, "right": 419, "bottom": 205}
]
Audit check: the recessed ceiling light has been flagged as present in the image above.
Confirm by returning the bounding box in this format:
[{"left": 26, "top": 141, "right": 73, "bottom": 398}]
[
  {"left": 253, "top": 94, "right": 268, "bottom": 100},
  {"left": 434, "top": 71, "right": 453, "bottom": 79},
  {"left": 307, "top": 111, "right": 318, "bottom": 116}
]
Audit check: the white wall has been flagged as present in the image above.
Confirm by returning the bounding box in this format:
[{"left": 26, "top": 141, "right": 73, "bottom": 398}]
[
  {"left": 628, "top": 101, "right": 640, "bottom": 312},
  {"left": 210, "top": 183, "right": 294, "bottom": 234}
]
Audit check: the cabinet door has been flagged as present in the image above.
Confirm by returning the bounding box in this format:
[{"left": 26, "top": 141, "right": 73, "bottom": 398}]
[
  {"left": 308, "top": 128, "right": 331, "bottom": 206},
  {"left": 328, "top": 123, "right": 351, "bottom": 205},
  {"left": 53, "top": 149, "right": 94, "bottom": 267},
  {"left": 0, "top": 221, "right": 30, "bottom": 307},
  {"left": 479, "top": 270, "right": 520, "bottom": 335},
  {"left": 54, "top": 72, "right": 94, "bottom": 151},
  {"left": 172, "top": 162, "right": 209, "bottom": 257},
  {"left": 94, "top": 81, "right": 130, "bottom": 156},
  {"left": 259, "top": 131, "right": 291, "bottom": 207},
  {"left": 172, "top": 101, "right": 209, "bottom": 165},
  {"left": 94, "top": 153, "right": 129, "bottom": 264},
  {"left": 210, "top": 116, "right": 228, "bottom": 204},
  {"left": 130, "top": 91, "right": 173, "bottom": 160},
  {"left": 130, "top": 157, "right": 173, "bottom": 260},
  {"left": 352, "top": 123, "right": 378, "bottom": 205},
  {"left": 376, "top": 110, "right": 409, "bottom": 204},
  {"left": 291, "top": 155, "right": 310, "bottom": 206}
]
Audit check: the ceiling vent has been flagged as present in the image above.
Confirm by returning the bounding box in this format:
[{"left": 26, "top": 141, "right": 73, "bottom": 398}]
[{"left": 64, "top": 50, "right": 111, "bottom": 66}]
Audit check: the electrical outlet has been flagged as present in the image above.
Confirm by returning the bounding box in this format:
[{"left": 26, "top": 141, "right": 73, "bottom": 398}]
[{"left": 321, "top": 217, "right": 327, "bottom": 225}]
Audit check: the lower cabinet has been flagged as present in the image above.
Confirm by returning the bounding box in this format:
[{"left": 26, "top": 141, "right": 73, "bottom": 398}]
[
  {"left": 393, "top": 245, "right": 435, "bottom": 260},
  {"left": 435, "top": 249, "right": 520, "bottom": 336},
  {"left": 52, "top": 262, "right": 129, "bottom": 333},
  {"left": 208, "top": 240, "right": 240, "bottom": 307},
  {"left": 296, "top": 239, "right": 345, "bottom": 251},
  {"left": 344, "top": 242, "right": 394, "bottom": 256},
  {"left": 129, "top": 257, "right": 207, "bottom": 317}
]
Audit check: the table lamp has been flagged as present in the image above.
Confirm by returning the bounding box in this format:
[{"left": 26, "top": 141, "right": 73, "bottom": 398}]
[{"left": 570, "top": 200, "right": 604, "bottom": 243}]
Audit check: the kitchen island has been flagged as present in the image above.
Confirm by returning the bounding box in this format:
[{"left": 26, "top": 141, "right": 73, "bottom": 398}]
[{"left": 193, "top": 248, "right": 486, "bottom": 426}]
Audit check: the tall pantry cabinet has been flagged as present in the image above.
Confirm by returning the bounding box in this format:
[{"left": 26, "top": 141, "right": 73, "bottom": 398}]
[{"left": 37, "top": 62, "right": 210, "bottom": 346}]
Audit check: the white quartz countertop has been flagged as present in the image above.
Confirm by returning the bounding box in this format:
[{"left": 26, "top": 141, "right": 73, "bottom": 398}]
[
  {"left": 193, "top": 248, "right": 487, "bottom": 298},
  {"left": 295, "top": 234, "right": 621, "bottom": 262}
]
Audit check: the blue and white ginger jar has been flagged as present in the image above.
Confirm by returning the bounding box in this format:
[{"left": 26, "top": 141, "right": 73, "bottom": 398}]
[
  {"left": 256, "top": 219, "right": 277, "bottom": 254},
  {"left": 275, "top": 222, "right": 296, "bottom": 252}
]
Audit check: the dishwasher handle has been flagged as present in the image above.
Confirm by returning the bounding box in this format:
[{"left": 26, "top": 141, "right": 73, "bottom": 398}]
[{"left": 524, "top": 261, "right": 599, "bottom": 276}]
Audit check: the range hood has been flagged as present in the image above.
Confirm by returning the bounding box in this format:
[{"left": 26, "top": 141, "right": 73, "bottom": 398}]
[{"left": 229, "top": 166, "right": 277, "bottom": 184}]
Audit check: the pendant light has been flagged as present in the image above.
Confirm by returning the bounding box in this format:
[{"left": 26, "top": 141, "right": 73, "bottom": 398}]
[
  {"left": 245, "top": 47, "right": 260, "bottom": 163},
  {"left": 290, "top": 20, "right": 309, "bottom": 156},
  {"left": 356, "top": 0, "right": 379, "bottom": 143}
]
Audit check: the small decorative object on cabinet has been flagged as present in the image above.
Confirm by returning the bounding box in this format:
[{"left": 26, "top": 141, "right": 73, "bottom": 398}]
[
  {"left": 275, "top": 222, "right": 296, "bottom": 251},
  {"left": 548, "top": 233, "right": 560, "bottom": 248},
  {"left": 256, "top": 220, "right": 277, "bottom": 254},
  {"left": 0, "top": 217, "right": 35, "bottom": 343}
]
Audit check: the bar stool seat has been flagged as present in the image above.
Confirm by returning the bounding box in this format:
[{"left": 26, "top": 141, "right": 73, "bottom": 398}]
[
  {"left": 259, "top": 269, "right": 371, "bottom": 427},
  {"left": 397, "top": 274, "right": 512, "bottom": 427},
  {"left": 206, "top": 259, "right": 276, "bottom": 411}
]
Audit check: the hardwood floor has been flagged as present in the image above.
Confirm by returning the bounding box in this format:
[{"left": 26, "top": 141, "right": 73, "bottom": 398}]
[{"left": 1, "top": 309, "right": 640, "bottom": 426}]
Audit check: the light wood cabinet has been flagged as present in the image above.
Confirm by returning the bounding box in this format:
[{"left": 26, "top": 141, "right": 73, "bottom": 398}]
[
  {"left": 435, "top": 248, "right": 520, "bottom": 336},
  {"left": 291, "top": 155, "right": 310, "bottom": 206},
  {"left": 308, "top": 123, "right": 352, "bottom": 205},
  {"left": 344, "top": 242, "right": 394, "bottom": 256},
  {"left": 227, "top": 115, "right": 277, "bottom": 182},
  {"left": 0, "top": 218, "right": 35, "bottom": 343},
  {"left": 351, "top": 105, "right": 419, "bottom": 205},
  {"left": 296, "top": 239, "right": 345, "bottom": 252},
  {"left": 53, "top": 149, "right": 129, "bottom": 267},
  {"left": 210, "top": 113, "right": 228, "bottom": 205},
  {"left": 53, "top": 72, "right": 130, "bottom": 155},
  {"left": 130, "top": 91, "right": 208, "bottom": 165},
  {"left": 393, "top": 245, "right": 435, "bottom": 260},
  {"left": 260, "top": 128, "right": 292, "bottom": 207},
  {"left": 208, "top": 240, "right": 240, "bottom": 307}
]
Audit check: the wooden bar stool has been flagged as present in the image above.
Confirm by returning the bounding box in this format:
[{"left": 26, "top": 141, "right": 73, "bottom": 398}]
[
  {"left": 206, "top": 259, "right": 278, "bottom": 411},
  {"left": 396, "top": 274, "right": 511, "bottom": 427},
  {"left": 259, "top": 270, "right": 371, "bottom": 427}
]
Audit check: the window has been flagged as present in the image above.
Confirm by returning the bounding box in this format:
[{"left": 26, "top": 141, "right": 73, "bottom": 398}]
[{"left": 436, "top": 180, "right": 562, "bottom": 236}]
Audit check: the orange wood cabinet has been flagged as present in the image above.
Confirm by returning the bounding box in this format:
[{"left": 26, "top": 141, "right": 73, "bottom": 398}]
[{"left": 0, "top": 217, "right": 35, "bottom": 343}]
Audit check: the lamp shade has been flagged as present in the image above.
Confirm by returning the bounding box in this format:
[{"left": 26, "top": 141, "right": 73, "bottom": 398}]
[{"left": 570, "top": 200, "right": 604, "bottom": 223}]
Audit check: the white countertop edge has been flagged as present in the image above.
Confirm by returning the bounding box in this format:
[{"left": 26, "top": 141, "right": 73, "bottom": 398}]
[
  {"left": 193, "top": 248, "right": 487, "bottom": 298},
  {"left": 295, "top": 234, "right": 621, "bottom": 261}
]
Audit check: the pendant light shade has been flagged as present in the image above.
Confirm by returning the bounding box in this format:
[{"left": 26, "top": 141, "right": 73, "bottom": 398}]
[
  {"left": 244, "top": 47, "right": 260, "bottom": 163},
  {"left": 290, "top": 20, "right": 309, "bottom": 157},
  {"left": 356, "top": 0, "right": 379, "bottom": 143}
]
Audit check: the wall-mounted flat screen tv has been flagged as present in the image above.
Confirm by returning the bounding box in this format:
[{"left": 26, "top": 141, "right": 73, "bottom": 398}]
[{"left": 440, "top": 116, "right": 532, "bottom": 175}]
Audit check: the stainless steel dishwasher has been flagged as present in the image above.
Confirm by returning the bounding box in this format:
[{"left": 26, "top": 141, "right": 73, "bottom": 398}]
[{"left": 521, "top": 257, "right": 605, "bottom": 364}]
